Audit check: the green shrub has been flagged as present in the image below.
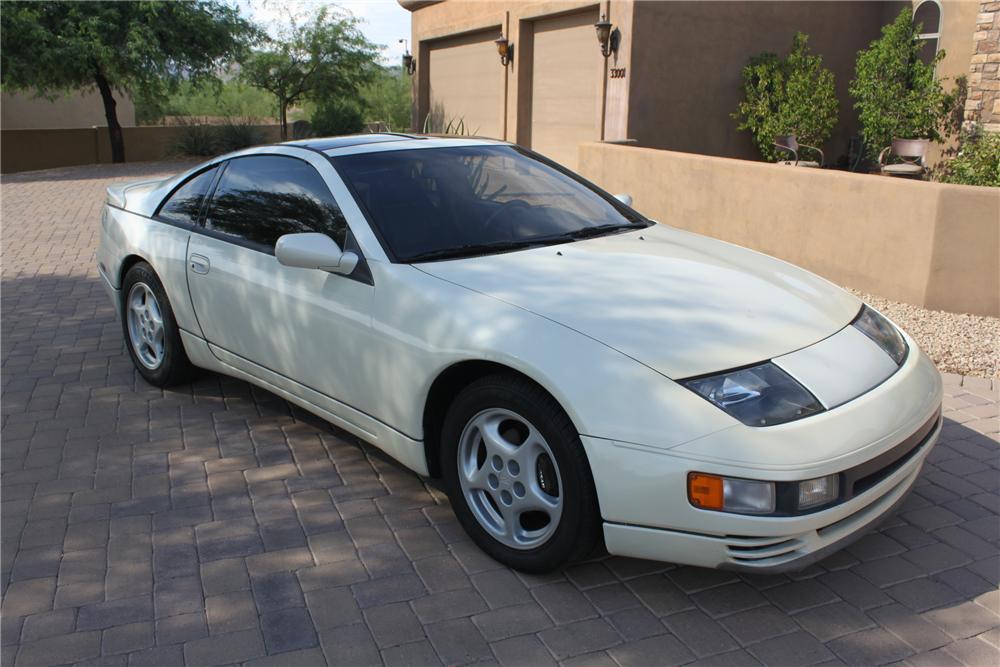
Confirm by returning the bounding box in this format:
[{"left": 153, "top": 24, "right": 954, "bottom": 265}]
[
  {"left": 137, "top": 79, "right": 277, "bottom": 125},
  {"left": 214, "top": 117, "right": 263, "bottom": 153},
  {"left": 733, "top": 32, "right": 838, "bottom": 162},
  {"left": 850, "top": 8, "right": 952, "bottom": 160},
  {"left": 310, "top": 100, "right": 364, "bottom": 136},
  {"left": 169, "top": 116, "right": 263, "bottom": 156},
  {"left": 171, "top": 121, "right": 218, "bottom": 156},
  {"left": 936, "top": 129, "right": 1000, "bottom": 187}
]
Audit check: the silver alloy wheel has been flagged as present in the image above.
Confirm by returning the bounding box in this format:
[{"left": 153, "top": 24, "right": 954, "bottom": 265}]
[
  {"left": 457, "top": 408, "right": 564, "bottom": 550},
  {"left": 126, "top": 282, "right": 165, "bottom": 370}
]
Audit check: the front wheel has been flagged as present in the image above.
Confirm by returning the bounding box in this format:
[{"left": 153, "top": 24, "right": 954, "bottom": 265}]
[{"left": 441, "top": 373, "right": 600, "bottom": 572}]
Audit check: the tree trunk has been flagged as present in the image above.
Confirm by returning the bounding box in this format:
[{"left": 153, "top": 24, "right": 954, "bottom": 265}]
[
  {"left": 94, "top": 68, "right": 125, "bottom": 163},
  {"left": 279, "top": 100, "right": 288, "bottom": 141}
]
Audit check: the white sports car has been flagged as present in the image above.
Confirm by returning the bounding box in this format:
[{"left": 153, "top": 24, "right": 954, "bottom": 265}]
[{"left": 98, "top": 134, "right": 943, "bottom": 573}]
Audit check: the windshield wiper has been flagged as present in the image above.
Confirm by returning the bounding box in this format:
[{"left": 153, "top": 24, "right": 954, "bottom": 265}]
[
  {"left": 405, "top": 240, "right": 542, "bottom": 263},
  {"left": 404, "top": 223, "right": 644, "bottom": 263},
  {"left": 557, "top": 223, "right": 644, "bottom": 240}
]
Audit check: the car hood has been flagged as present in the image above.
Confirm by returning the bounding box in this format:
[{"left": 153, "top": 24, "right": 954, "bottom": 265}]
[{"left": 416, "top": 224, "right": 862, "bottom": 379}]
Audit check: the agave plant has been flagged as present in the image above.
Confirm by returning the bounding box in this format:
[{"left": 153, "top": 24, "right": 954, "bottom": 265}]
[{"left": 422, "top": 112, "right": 477, "bottom": 136}]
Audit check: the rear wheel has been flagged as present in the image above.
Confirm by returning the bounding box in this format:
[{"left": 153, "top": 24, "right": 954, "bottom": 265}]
[
  {"left": 441, "top": 373, "right": 600, "bottom": 572},
  {"left": 121, "top": 262, "right": 195, "bottom": 387}
]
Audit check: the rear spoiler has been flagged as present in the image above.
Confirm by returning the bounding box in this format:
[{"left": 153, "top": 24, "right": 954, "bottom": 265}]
[
  {"left": 105, "top": 177, "right": 168, "bottom": 214},
  {"left": 105, "top": 183, "right": 128, "bottom": 208}
]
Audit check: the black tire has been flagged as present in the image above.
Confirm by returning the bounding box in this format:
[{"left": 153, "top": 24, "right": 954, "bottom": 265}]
[
  {"left": 121, "top": 261, "right": 196, "bottom": 387},
  {"left": 440, "top": 372, "right": 601, "bottom": 572}
]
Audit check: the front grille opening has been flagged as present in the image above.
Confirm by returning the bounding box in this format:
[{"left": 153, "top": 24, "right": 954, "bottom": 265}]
[
  {"left": 852, "top": 438, "right": 924, "bottom": 496},
  {"left": 726, "top": 537, "right": 804, "bottom": 561},
  {"left": 727, "top": 539, "right": 797, "bottom": 553}
]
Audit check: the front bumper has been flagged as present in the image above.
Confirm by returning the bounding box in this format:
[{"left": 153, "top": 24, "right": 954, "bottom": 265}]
[
  {"left": 582, "top": 345, "right": 944, "bottom": 572},
  {"left": 600, "top": 413, "right": 939, "bottom": 572}
]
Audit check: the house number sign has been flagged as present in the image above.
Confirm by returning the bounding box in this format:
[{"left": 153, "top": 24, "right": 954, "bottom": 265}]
[{"left": 609, "top": 67, "right": 626, "bottom": 79}]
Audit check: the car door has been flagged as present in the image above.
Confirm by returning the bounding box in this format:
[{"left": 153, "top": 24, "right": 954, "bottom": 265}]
[{"left": 186, "top": 153, "right": 375, "bottom": 416}]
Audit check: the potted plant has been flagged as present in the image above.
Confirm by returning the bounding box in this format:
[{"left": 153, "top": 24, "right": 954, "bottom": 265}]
[
  {"left": 733, "top": 32, "right": 838, "bottom": 165},
  {"left": 850, "top": 7, "right": 953, "bottom": 168}
]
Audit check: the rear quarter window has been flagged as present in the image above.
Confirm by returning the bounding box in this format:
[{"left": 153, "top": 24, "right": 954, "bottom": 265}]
[{"left": 155, "top": 167, "right": 218, "bottom": 226}]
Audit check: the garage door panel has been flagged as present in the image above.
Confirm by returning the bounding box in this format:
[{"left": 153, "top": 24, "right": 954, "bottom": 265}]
[
  {"left": 530, "top": 9, "right": 602, "bottom": 169},
  {"left": 428, "top": 30, "right": 504, "bottom": 139}
]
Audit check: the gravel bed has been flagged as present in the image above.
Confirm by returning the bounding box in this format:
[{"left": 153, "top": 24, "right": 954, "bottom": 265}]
[{"left": 849, "top": 289, "right": 999, "bottom": 379}]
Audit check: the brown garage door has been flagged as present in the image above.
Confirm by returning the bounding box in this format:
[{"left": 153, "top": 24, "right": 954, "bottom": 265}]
[
  {"left": 530, "top": 9, "right": 602, "bottom": 169},
  {"left": 428, "top": 30, "right": 505, "bottom": 139}
]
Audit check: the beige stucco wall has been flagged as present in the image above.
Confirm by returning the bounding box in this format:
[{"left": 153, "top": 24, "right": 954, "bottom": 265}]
[
  {"left": 934, "top": 0, "right": 980, "bottom": 85},
  {"left": 1, "top": 125, "right": 281, "bottom": 173},
  {"left": 1, "top": 90, "right": 136, "bottom": 130},
  {"left": 627, "top": 1, "right": 892, "bottom": 163},
  {"left": 578, "top": 142, "right": 1000, "bottom": 316}
]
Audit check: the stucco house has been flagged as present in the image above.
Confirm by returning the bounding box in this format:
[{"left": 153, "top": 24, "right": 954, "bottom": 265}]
[{"left": 401, "top": 1, "right": 983, "bottom": 168}]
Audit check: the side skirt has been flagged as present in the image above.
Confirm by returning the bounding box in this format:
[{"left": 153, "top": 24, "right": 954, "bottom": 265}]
[{"left": 179, "top": 330, "right": 430, "bottom": 476}]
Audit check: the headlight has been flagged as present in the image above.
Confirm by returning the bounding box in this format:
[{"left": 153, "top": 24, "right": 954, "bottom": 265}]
[
  {"left": 797, "top": 474, "right": 839, "bottom": 510},
  {"left": 688, "top": 473, "right": 775, "bottom": 514},
  {"left": 682, "top": 362, "right": 823, "bottom": 426},
  {"left": 853, "top": 305, "right": 907, "bottom": 365}
]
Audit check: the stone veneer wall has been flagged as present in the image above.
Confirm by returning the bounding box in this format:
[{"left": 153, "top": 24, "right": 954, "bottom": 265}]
[{"left": 966, "top": 2, "right": 1000, "bottom": 132}]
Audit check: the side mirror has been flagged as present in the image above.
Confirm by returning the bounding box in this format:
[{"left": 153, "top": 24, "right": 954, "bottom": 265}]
[
  {"left": 275, "top": 232, "right": 359, "bottom": 275},
  {"left": 614, "top": 193, "right": 633, "bottom": 207}
]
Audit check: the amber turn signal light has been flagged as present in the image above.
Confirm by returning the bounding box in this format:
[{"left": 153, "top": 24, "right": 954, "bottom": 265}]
[{"left": 688, "top": 473, "right": 724, "bottom": 510}]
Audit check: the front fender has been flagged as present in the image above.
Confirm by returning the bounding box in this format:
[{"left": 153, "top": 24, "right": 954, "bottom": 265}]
[{"left": 370, "top": 263, "right": 734, "bottom": 449}]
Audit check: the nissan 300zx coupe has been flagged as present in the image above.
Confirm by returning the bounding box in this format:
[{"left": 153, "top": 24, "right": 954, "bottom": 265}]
[{"left": 97, "top": 134, "right": 943, "bottom": 573}]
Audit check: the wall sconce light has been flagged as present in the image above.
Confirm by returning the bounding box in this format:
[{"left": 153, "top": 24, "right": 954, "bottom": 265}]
[
  {"left": 399, "top": 39, "right": 416, "bottom": 75},
  {"left": 495, "top": 35, "right": 513, "bottom": 67},
  {"left": 594, "top": 14, "right": 619, "bottom": 58}
]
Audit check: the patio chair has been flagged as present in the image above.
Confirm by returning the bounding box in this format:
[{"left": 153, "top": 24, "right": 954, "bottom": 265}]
[
  {"left": 773, "top": 135, "right": 824, "bottom": 168},
  {"left": 878, "top": 139, "right": 929, "bottom": 178}
]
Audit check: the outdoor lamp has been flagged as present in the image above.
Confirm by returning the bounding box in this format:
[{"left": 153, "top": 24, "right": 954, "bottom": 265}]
[
  {"left": 495, "top": 36, "right": 512, "bottom": 66},
  {"left": 594, "top": 14, "right": 617, "bottom": 58},
  {"left": 399, "top": 39, "right": 416, "bottom": 75}
]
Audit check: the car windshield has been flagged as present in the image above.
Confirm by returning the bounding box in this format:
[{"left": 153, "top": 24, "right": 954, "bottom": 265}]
[{"left": 331, "top": 145, "right": 650, "bottom": 262}]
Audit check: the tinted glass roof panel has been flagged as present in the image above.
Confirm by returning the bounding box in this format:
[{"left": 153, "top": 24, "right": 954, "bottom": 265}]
[{"left": 283, "top": 134, "right": 421, "bottom": 151}]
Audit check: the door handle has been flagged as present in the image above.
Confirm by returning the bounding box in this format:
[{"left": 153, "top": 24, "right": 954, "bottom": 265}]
[{"left": 189, "top": 254, "right": 210, "bottom": 275}]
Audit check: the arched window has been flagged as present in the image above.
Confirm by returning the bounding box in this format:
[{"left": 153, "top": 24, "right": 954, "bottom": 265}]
[{"left": 913, "top": 0, "right": 941, "bottom": 65}]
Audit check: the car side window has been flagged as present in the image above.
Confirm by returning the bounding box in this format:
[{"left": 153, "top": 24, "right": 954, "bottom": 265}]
[
  {"left": 204, "top": 155, "right": 348, "bottom": 250},
  {"left": 156, "top": 167, "right": 218, "bottom": 226}
]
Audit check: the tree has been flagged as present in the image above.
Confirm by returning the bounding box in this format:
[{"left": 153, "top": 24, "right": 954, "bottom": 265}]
[
  {"left": 241, "top": 8, "right": 378, "bottom": 140},
  {"left": 733, "top": 33, "right": 838, "bottom": 162},
  {"left": 311, "top": 100, "right": 365, "bottom": 136},
  {"left": 850, "top": 7, "right": 952, "bottom": 160},
  {"left": 1, "top": 1, "right": 257, "bottom": 163},
  {"left": 360, "top": 66, "right": 412, "bottom": 132}
]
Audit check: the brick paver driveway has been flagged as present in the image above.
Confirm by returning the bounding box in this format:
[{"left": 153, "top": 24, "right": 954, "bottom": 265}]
[{"left": 2, "top": 162, "right": 998, "bottom": 667}]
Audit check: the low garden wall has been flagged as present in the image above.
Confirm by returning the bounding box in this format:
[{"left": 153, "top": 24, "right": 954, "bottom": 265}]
[
  {"left": 578, "top": 142, "right": 1000, "bottom": 317},
  {"left": 1, "top": 124, "right": 282, "bottom": 173}
]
